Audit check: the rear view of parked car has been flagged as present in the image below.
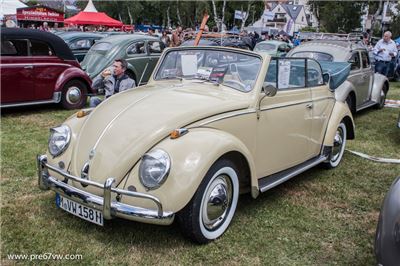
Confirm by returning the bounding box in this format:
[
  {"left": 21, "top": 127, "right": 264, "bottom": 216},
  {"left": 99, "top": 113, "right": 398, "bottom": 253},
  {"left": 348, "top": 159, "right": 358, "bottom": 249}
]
[
  {"left": 1, "top": 28, "right": 93, "bottom": 109},
  {"left": 287, "top": 40, "right": 389, "bottom": 113},
  {"left": 81, "top": 34, "right": 165, "bottom": 85}
]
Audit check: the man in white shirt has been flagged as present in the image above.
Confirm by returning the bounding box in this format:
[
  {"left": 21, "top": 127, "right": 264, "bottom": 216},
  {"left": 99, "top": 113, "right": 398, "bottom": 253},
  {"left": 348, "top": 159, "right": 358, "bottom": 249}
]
[{"left": 373, "top": 31, "right": 398, "bottom": 76}]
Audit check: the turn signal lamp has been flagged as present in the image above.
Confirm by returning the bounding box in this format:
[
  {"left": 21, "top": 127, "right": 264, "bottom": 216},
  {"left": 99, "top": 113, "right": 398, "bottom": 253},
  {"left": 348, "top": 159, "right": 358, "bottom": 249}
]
[
  {"left": 76, "top": 109, "right": 92, "bottom": 118},
  {"left": 170, "top": 128, "right": 189, "bottom": 139}
]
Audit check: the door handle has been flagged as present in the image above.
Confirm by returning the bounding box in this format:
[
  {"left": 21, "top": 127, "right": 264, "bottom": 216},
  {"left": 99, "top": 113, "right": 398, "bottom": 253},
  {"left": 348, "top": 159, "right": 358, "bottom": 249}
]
[
  {"left": 24, "top": 65, "right": 33, "bottom": 69},
  {"left": 306, "top": 103, "right": 313, "bottom": 109}
]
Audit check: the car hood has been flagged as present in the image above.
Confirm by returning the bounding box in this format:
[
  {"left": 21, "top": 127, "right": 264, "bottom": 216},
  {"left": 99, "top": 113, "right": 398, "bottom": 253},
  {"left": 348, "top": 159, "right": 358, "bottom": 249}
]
[
  {"left": 70, "top": 81, "right": 250, "bottom": 187},
  {"left": 81, "top": 52, "right": 111, "bottom": 79}
]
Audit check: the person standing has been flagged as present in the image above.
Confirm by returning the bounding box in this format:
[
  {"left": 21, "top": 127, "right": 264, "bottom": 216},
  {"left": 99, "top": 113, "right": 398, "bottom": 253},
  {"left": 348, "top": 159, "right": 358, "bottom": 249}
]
[
  {"left": 89, "top": 59, "right": 135, "bottom": 107},
  {"left": 171, "top": 26, "right": 183, "bottom": 47},
  {"left": 161, "top": 30, "right": 171, "bottom": 47},
  {"left": 373, "top": 31, "right": 398, "bottom": 76}
]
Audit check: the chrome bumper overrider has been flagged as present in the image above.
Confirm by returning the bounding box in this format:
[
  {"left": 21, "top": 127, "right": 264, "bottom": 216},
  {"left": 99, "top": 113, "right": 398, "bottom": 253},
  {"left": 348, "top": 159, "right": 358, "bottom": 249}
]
[{"left": 37, "top": 155, "right": 174, "bottom": 225}]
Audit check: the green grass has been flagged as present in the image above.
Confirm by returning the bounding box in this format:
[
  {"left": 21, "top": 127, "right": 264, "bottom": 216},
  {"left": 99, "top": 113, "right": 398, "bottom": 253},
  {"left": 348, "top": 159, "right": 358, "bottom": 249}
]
[{"left": 1, "top": 84, "right": 400, "bottom": 265}]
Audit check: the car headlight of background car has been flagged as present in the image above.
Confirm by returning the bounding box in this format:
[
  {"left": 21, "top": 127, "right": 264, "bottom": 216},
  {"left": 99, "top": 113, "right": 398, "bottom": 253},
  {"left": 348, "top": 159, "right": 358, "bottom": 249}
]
[
  {"left": 139, "top": 149, "right": 171, "bottom": 190},
  {"left": 48, "top": 125, "right": 71, "bottom": 157}
]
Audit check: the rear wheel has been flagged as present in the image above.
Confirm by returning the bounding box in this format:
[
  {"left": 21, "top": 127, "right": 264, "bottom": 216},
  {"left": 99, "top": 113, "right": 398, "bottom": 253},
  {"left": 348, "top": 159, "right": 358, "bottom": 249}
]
[
  {"left": 61, "top": 80, "right": 87, "bottom": 110},
  {"left": 323, "top": 122, "right": 347, "bottom": 169},
  {"left": 178, "top": 159, "right": 239, "bottom": 244},
  {"left": 375, "top": 85, "right": 387, "bottom": 109}
]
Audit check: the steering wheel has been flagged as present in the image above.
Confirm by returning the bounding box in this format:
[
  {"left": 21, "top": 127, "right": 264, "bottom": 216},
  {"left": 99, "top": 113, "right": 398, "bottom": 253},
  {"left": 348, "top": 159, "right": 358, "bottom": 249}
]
[{"left": 223, "top": 79, "right": 246, "bottom": 90}]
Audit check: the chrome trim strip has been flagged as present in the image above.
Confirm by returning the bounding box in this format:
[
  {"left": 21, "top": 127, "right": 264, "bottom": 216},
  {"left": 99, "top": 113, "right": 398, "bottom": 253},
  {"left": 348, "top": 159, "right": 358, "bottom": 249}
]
[
  {"left": 37, "top": 155, "right": 173, "bottom": 224},
  {"left": 1, "top": 99, "right": 57, "bottom": 108},
  {"left": 260, "top": 100, "right": 312, "bottom": 112},
  {"left": 92, "top": 94, "right": 150, "bottom": 151},
  {"left": 356, "top": 100, "right": 376, "bottom": 112},
  {"left": 199, "top": 110, "right": 256, "bottom": 126},
  {"left": 259, "top": 156, "right": 328, "bottom": 193}
]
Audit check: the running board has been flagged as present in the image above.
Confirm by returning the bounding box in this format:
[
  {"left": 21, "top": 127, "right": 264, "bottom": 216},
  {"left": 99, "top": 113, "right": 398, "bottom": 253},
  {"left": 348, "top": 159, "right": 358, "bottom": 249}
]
[
  {"left": 356, "top": 100, "right": 376, "bottom": 112},
  {"left": 258, "top": 155, "right": 328, "bottom": 193}
]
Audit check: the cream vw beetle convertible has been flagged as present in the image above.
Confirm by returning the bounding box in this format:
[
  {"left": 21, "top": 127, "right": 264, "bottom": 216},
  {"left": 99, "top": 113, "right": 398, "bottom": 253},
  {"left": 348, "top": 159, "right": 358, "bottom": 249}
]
[{"left": 38, "top": 46, "right": 355, "bottom": 243}]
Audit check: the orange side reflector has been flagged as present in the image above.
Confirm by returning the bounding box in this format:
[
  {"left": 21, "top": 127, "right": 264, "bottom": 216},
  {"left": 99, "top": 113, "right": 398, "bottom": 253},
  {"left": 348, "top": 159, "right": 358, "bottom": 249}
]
[
  {"left": 76, "top": 110, "right": 91, "bottom": 118},
  {"left": 170, "top": 128, "right": 189, "bottom": 139}
]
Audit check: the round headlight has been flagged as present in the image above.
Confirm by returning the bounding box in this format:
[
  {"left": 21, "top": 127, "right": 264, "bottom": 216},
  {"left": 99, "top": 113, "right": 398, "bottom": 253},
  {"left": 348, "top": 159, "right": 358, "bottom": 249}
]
[
  {"left": 139, "top": 149, "right": 171, "bottom": 190},
  {"left": 48, "top": 125, "right": 71, "bottom": 157}
]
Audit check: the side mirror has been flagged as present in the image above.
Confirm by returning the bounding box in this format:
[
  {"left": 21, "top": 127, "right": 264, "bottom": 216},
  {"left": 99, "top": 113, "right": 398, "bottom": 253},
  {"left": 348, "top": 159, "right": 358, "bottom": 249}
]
[
  {"left": 323, "top": 73, "right": 330, "bottom": 84},
  {"left": 262, "top": 83, "right": 277, "bottom": 97}
]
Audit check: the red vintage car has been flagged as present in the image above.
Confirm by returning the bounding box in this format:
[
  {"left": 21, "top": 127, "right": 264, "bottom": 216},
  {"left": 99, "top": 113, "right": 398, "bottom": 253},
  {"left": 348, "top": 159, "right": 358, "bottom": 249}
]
[{"left": 1, "top": 28, "right": 93, "bottom": 109}]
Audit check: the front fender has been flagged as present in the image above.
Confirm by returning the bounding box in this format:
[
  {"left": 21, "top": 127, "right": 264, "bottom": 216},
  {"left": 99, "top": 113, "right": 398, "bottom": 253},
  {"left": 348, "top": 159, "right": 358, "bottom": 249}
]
[
  {"left": 371, "top": 73, "right": 389, "bottom": 103},
  {"left": 334, "top": 80, "right": 356, "bottom": 103},
  {"left": 323, "top": 101, "right": 355, "bottom": 147},
  {"left": 118, "top": 128, "right": 258, "bottom": 213},
  {"left": 55, "top": 66, "right": 93, "bottom": 93}
]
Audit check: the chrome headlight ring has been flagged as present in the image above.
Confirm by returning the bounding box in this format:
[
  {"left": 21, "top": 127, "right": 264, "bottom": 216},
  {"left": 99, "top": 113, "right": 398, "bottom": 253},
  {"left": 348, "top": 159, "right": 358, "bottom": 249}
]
[
  {"left": 139, "top": 149, "right": 171, "bottom": 190},
  {"left": 48, "top": 125, "right": 71, "bottom": 157}
]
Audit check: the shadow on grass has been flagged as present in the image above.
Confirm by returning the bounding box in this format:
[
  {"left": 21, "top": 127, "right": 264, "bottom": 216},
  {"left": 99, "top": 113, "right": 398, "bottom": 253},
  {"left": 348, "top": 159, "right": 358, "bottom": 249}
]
[{"left": 1, "top": 104, "right": 62, "bottom": 116}]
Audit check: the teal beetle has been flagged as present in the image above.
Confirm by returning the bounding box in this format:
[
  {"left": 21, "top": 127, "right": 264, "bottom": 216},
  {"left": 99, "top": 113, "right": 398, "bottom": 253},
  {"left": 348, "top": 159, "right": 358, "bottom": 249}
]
[
  {"left": 81, "top": 34, "right": 165, "bottom": 85},
  {"left": 58, "top": 31, "right": 105, "bottom": 62}
]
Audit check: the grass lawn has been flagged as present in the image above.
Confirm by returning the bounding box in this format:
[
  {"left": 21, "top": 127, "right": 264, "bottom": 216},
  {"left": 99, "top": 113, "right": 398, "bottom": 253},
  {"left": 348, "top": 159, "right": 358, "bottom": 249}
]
[{"left": 1, "top": 82, "right": 399, "bottom": 265}]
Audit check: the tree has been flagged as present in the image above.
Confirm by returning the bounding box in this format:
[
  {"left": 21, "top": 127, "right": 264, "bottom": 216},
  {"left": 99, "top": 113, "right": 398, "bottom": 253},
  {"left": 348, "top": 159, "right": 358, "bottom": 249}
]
[
  {"left": 308, "top": 0, "right": 367, "bottom": 33},
  {"left": 390, "top": 4, "right": 400, "bottom": 37}
]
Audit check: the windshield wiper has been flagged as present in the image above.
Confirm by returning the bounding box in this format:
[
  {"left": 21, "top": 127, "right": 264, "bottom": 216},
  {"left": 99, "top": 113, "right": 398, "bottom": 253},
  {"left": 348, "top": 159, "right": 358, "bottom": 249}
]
[
  {"left": 186, "top": 75, "right": 220, "bottom": 86},
  {"left": 162, "top": 76, "right": 183, "bottom": 81}
]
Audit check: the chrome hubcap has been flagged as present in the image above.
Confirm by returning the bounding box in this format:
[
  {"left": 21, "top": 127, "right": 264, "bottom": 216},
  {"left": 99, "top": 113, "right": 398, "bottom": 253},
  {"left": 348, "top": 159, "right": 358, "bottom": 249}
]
[
  {"left": 202, "top": 175, "right": 232, "bottom": 230},
  {"left": 331, "top": 127, "right": 344, "bottom": 162},
  {"left": 66, "top": 86, "right": 81, "bottom": 104}
]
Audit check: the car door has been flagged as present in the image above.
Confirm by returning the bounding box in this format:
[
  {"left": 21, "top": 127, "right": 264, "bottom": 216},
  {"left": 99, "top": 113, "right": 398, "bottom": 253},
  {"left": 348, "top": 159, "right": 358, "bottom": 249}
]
[
  {"left": 0, "top": 38, "right": 35, "bottom": 104},
  {"left": 256, "top": 58, "right": 313, "bottom": 177},
  {"left": 31, "top": 39, "right": 67, "bottom": 101},
  {"left": 361, "top": 50, "right": 374, "bottom": 100},
  {"left": 125, "top": 41, "right": 149, "bottom": 85},
  {"left": 146, "top": 40, "right": 165, "bottom": 79},
  {"left": 347, "top": 51, "right": 365, "bottom": 107},
  {"left": 307, "top": 59, "right": 335, "bottom": 155}
]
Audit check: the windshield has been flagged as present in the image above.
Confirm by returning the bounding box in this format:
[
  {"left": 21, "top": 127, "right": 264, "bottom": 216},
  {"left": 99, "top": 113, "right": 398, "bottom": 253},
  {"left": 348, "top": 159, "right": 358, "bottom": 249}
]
[
  {"left": 155, "top": 49, "right": 262, "bottom": 92},
  {"left": 254, "top": 43, "right": 276, "bottom": 52},
  {"left": 291, "top": 51, "right": 334, "bottom": 62},
  {"left": 91, "top": 42, "right": 112, "bottom": 52}
]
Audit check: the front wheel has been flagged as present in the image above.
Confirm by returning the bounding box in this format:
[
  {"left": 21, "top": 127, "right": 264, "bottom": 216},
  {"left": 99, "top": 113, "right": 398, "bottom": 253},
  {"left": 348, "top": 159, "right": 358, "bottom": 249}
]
[
  {"left": 323, "top": 122, "right": 347, "bottom": 169},
  {"left": 61, "top": 80, "right": 87, "bottom": 109},
  {"left": 178, "top": 159, "right": 239, "bottom": 244}
]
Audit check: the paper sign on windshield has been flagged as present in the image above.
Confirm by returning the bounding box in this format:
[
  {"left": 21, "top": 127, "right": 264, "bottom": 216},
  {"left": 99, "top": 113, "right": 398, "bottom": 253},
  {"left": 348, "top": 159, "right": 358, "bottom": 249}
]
[
  {"left": 181, "top": 55, "right": 198, "bottom": 76},
  {"left": 278, "top": 60, "right": 291, "bottom": 89}
]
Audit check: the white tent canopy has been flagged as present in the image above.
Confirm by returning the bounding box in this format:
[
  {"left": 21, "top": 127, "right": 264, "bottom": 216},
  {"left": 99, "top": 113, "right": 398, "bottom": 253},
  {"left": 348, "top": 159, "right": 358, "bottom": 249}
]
[{"left": 0, "top": 0, "right": 27, "bottom": 18}]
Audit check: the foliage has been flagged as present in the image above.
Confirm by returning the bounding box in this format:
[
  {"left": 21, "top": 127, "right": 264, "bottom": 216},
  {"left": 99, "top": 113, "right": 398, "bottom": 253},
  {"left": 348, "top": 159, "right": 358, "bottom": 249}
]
[
  {"left": 1, "top": 83, "right": 400, "bottom": 264},
  {"left": 299, "top": 26, "right": 317, "bottom": 32},
  {"left": 73, "top": 0, "right": 265, "bottom": 29},
  {"left": 308, "top": 0, "right": 367, "bottom": 32},
  {"left": 390, "top": 4, "right": 400, "bottom": 37}
]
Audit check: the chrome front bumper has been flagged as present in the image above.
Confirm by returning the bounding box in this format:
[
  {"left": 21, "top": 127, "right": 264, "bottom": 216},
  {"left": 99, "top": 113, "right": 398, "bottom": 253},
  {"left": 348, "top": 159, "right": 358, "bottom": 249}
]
[{"left": 37, "top": 155, "right": 174, "bottom": 225}]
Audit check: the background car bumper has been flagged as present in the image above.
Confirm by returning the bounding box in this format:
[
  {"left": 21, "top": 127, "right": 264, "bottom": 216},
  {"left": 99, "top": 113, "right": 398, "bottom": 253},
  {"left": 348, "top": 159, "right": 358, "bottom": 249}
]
[{"left": 37, "top": 155, "right": 175, "bottom": 225}]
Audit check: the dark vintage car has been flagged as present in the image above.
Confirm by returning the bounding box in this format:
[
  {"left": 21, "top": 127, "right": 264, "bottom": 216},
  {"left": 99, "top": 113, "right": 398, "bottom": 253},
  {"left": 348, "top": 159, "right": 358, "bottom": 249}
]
[
  {"left": 1, "top": 28, "right": 93, "bottom": 109},
  {"left": 58, "top": 31, "right": 104, "bottom": 62},
  {"left": 375, "top": 176, "right": 400, "bottom": 266},
  {"left": 81, "top": 34, "right": 165, "bottom": 85}
]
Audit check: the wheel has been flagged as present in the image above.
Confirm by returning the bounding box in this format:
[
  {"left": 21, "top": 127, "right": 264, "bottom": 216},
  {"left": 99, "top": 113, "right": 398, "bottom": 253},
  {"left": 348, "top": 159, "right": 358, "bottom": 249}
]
[
  {"left": 375, "top": 86, "right": 387, "bottom": 109},
  {"left": 178, "top": 159, "right": 239, "bottom": 244},
  {"left": 345, "top": 94, "right": 356, "bottom": 114},
  {"left": 61, "top": 80, "right": 87, "bottom": 109},
  {"left": 323, "top": 122, "right": 347, "bottom": 169}
]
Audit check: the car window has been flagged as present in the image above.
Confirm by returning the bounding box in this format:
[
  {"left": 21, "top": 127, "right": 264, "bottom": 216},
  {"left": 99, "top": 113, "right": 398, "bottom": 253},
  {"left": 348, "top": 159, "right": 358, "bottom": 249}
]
[
  {"left": 265, "top": 58, "right": 306, "bottom": 90},
  {"left": 30, "top": 40, "right": 54, "bottom": 56},
  {"left": 254, "top": 43, "right": 276, "bottom": 52},
  {"left": 91, "top": 42, "right": 111, "bottom": 52},
  {"left": 148, "top": 41, "right": 164, "bottom": 53},
  {"left": 1, "top": 39, "right": 28, "bottom": 56},
  {"left": 307, "top": 60, "right": 324, "bottom": 87},
  {"left": 349, "top": 52, "right": 361, "bottom": 70},
  {"left": 361, "top": 51, "right": 370, "bottom": 68},
  {"left": 127, "top": 41, "right": 146, "bottom": 55},
  {"left": 69, "top": 39, "right": 91, "bottom": 50}
]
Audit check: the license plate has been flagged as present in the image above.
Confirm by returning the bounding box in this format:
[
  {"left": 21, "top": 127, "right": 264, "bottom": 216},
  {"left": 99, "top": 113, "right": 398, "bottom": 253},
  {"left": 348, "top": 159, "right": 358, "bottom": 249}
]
[{"left": 56, "top": 194, "right": 104, "bottom": 226}]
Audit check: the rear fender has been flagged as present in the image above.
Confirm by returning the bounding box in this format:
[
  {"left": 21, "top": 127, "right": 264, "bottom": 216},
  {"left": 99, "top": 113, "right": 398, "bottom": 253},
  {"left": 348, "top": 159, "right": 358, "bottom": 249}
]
[
  {"left": 371, "top": 73, "right": 389, "bottom": 103},
  {"left": 323, "top": 101, "right": 355, "bottom": 147},
  {"left": 334, "top": 80, "right": 356, "bottom": 103}
]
